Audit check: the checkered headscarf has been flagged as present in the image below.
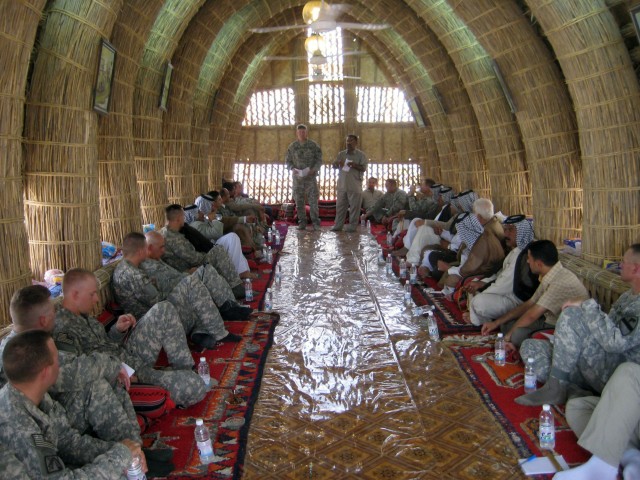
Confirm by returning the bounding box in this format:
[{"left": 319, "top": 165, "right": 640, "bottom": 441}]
[
  {"left": 183, "top": 204, "right": 199, "bottom": 224},
  {"left": 453, "top": 190, "right": 478, "bottom": 213},
  {"left": 439, "top": 186, "right": 454, "bottom": 203},
  {"left": 504, "top": 214, "right": 535, "bottom": 249},
  {"left": 430, "top": 183, "right": 442, "bottom": 201},
  {"left": 194, "top": 194, "right": 214, "bottom": 215},
  {"left": 456, "top": 212, "right": 484, "bottom": 256}
]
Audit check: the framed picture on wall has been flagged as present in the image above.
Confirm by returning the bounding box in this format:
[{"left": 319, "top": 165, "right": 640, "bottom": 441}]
[
  {"left": 408, "top": 96, "right": 427, "bottom": 127},
  {"left": 159, "top": 61, "right": 173, "bottom": 112},
  {"left": 93, "top": 39, "right": 116, "bottom": 115},
  {"left": 631, "top": 6, "right": 640, "bottom": 42}
]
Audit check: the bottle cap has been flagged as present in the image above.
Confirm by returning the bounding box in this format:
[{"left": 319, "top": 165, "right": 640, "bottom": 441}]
[
  {"left": 200, "top": 357, "right": 206, "bottom": 362},
  {"left": 267, "top": 288, "right": 271, "bottom": 292},
  {"left": 196, "top": 418, "right": 204, "bottom": 425},
  {"left": 527, "top": 357, "right": 533, "bottom": 363},
  {"left": 542, "top": 404, "right": 550, "bottom": 411},
  {"left": 497, "top": 333, "right": 503, "bottom": 338}
]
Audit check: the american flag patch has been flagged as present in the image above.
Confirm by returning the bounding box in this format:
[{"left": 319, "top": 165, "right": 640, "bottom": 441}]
[{"left": 31, "top": 433, "right": 55, "bottom": 451}]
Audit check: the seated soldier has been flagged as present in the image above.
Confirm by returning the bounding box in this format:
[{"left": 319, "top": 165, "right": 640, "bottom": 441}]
[
  {"left": 113, "top": 232, "right": 242, "bottom": 349},
  {"left": 366, "top": 178, "right": 408, "bottom": 228},
  {"left": 214, "top": 189, "right": 265, "bottom": 252},
  {"left": 183, "top": 203, "right": 256, "bottom": 279},
  {"left": 144, "top": 231, "right": 251, "bottom": 320},
  {"left": 391, "top": 178, "right": 438, "bottom": 232},
  {"left": 555, "top": 362, "right": 640, "bottom": 480},
  {"left": 161, "top": 204, "right": 245, "bottom": 298},
  {"left": 481, "top": 239, "right": 589, "bottom": 348},
  {"left": 54, "top": 268, "right": 206, "bottom": 407},
  {"left": 0, "top": 285, "right": 141, "bottom": 444},
  {"left": 0, "top": 443, "right": 30, "bottom": 479},
  {"left": 439, "top": 198, "right": 505, "bottom": 292},
  {"left": 517, "top": 243, "right": 640, "bottom": 406},
  {"left": 0, "top": 330, "right": 143, "bottom": 478},
  {"left": 464, "top": 215, "right": 535, "bottom": 325}
]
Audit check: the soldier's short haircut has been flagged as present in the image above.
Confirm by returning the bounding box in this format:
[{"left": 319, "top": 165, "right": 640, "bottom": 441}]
[
  {"left": 630, "top": 244, "right": 640, "bottom": 257},
  {"left": 62, "top": 268, "right": 94, "bottom": 296},
  {"left": 347, "top": 134, "right": 358, "bottom": 142},
  {"left": 10, "top": 285, "right": 51, "bottom": 328},
  {"left": 3, "top": 330, "right": 54, "bottom": 384},
  {"left": 528, "top": 239, "right": 559, "bottom": 267},
  {"left": 423, "top": 178, "right": 436, "bottom": 187},
  {"left": 221, "top": 181, "right": 235, "bottom": 192},
  {"left": 165, "top": 204, "right": 183, "bottom": 221},
  {"left": 122, "top": 232, "right": 146, "bottom": 257},
  {"left": 297, "top": 124, "right": 307, "bottom": 130}
]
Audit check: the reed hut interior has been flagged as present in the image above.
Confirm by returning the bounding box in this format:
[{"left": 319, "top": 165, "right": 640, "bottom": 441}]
[{"left": 2, "top": 0, "right": 640, "bottom": 478}]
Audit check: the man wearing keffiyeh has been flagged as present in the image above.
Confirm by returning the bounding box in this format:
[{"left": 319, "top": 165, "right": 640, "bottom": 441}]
[
  {"left": 438, "top": 198, "right": 505, "bottom": 291},
  {"left": 464, "top": 215, "right": 535, "bottom": 326}
]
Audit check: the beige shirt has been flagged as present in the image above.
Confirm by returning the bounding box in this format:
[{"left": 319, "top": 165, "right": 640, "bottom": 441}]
[
  {"left": 361, "top": 189, "right": 383, "bottom": 211},
  {"left": 530, "top": 262, "right": 589, "bottom": 325}
]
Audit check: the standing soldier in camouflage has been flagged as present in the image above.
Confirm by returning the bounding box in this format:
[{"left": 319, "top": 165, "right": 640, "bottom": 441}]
[
  {"left": 0, "top": 285, "right": 141, "bottom": 444},
  {"left": 161, "top": 204, "right": 246, "bottom": 299},
  {"left": 0, "top": 330, "right": 142, "bottom": 478},
  {"left": 286, "top": 124, "right": 323, "bottom": 231},
  {"left": 113, "top": 233, "right": 242, "bottom": 349},
  {"left": 54, "top": 268, "right": 206, "bottom": 407},
  {"left": 516, "top": 243, "right": 640, "bottom": 406},
  {"left": 331, "top": 134, "right": 367, "bottom": 233}
]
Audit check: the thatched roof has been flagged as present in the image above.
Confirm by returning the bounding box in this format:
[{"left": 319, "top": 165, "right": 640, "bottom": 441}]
[{"left": 1, "top": 0, "right": 639, "bottom": 325}]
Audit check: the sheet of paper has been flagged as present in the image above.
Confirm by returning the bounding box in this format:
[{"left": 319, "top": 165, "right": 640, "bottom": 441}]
[
  {"left": 121, "top": 362, "right": 135, "bottom": 377},
  {"left": 342, "top": 162, "right": 351, "bottom": 172},
  {"left": 293, "top": 167, "right": 310, "bottom": 177},
  {"left": 519, "top": 455, "right": 569, "bottom": 475}
]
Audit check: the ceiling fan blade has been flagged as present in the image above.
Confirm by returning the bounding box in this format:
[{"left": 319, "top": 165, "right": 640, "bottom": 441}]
[
  {"left": 262, "top": 55, "right": 309, "bottom": 61},
  {"left": 335, "top": 22, "right": 390, "bottom": 31},
  {"left": 250, "top": 24, "right": 305, "bottom": 33},
  {"left": 342, "top": 75, "right": 361, "bottom": 79}
]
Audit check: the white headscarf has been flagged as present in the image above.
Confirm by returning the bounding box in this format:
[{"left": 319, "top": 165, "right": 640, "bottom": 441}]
[
  {"left": 183, "top": 204, "right": 199, "bottom": 224},
  {"left": 194, "top": 194, "right": 214, "bottom": 215}
]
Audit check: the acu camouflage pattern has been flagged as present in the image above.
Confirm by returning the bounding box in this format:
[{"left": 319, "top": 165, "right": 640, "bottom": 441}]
[
  {"left": 0, "top": 444, "right": 31, "bottom": 480},
  {"left": 286, "top": 139, "right": 323, "bottom": 227},
  {"left": 368, "top": 189, "right": 409, "bottom": 222},
  {"left": 114, "top": 259, "right": 228, "bottom": 340},
  {"left": 0, "top": 385, "right": 131, "bottom": 479},
  {"left": 521, "top": 290, "right": 640, "bottom": 393},
  {"left": 0, "top": 331, "right": 140, "bottom": 444},
  {"left": 161, "top": 227, "right": 242, "bottom": 288},
  {"left": 407, "top": 194, "right": 438, "bottom": 219},
  {"left": 54, "top": 302, "right": 205, "bottom": 407}
]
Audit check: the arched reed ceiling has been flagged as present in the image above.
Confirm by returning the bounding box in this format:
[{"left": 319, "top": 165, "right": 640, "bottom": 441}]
[{"left": 449, "top": 0, "right": 583, "bottom": 242}]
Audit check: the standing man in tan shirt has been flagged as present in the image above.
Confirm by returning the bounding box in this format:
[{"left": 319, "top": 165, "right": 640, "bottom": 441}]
[{"left": 331, "top": 135, "right": 367, "bottom": 232}]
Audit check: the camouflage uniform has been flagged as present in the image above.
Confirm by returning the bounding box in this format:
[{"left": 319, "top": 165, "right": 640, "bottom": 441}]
[
  {"left": 368, "top": 189, "right": 409, "bottom": 223},
  {"left": 161, "top": 226, "right": 242, "bottom": 288},
  {"left": 54, "top": 302, "right": 206, "bottom": 407},
  {"left": 0, "top": 330, "right": 140, "bottom": 444},
  {"left": 0, "top": 444, "right": 30, "bottom": 479},
  {"left": 520, "top": 290, "right": 640, "bottom": 393},
  {"left": 113, "top": 259, "right": 228, "bottom": 341},
  {"left": 0, "top": 384, "right": 131, "bottom": 479},
  {"left": 285, "top": 139, "right": 323, "bottom": 228}
]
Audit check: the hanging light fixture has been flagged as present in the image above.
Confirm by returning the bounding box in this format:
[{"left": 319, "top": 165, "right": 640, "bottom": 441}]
[
  {"left": 302, "top": 1, "right": 323, "bottom": 25},
  {"left": 304, "top": 33, "right": 326, "bottom": 54}
]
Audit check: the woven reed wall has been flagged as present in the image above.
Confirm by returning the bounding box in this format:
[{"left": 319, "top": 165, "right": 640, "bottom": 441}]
[
  {"left": 418, "top": 128, "right": 442, "bottom": 181},
  {"left": 132, "top": 0, "right": 202, "bottom": 225},
  {"left": 23, "top": 0, "right": 123, "bottom": 280},
  {"left": 451, "top": 0, "right": 583, "bottom": 243},
  {"left": 529, "top": 0, "right": 640, "bottom": 264},
  {"left": 408, "top": 0, "right": 532, "bottom": 217},
  {"left": 354, "top": 5, "right": 490, "bottom": 198},
  {"left": 0, "top": 0, "right": 46, "bottom": 327},
  {"left": 98, "top": 1, "right": 163, "bottom": 245}
]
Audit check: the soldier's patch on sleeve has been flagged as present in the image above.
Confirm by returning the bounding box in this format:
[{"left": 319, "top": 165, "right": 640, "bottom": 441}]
[
  {"left": 55, "top": 333, "right": 74, "bottom": 346},
  {"left": 44, "top": 455, "right": 65, "bottom": 474},
  {"left": 620, "top": 316, "right": 639, "bottom": 336}
]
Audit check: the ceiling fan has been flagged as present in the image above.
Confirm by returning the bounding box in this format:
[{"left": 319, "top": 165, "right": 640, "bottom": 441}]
[
  {"left": 263, "top": 50, "right": 367, "bottom": 66},
  {"left": 250, "top": 1, "right": 389, "bottom": 34},
  {"left": 295, "top": 66, "right": 361, "bottom": 82}
]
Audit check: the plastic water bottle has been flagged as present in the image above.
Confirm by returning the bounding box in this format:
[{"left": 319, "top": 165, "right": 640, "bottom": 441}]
[
  {"left": 386, "top": 232, "right": 393, "bottom": 247},
  {"left": 275, "top": 230, "right": 281, "bottom": 246},
  {"left": 524, "top": 358, "right": 537, "bottom": 393},
  {"left": 126, "top": 454, "right": 146, "bottom": 480},
  {"left": 539, "top": 404, "right": 555, "bottom": 450},
  {"left": 244, "top": 278, "right": 253, "bottom": 302},
  {"left": 266, "top": 246, "right": 273, "bottom": 263},
  {"left": 195, "top": 418, "right": 214, "bottom": 463},
  {"left": 275, "top": 264, "right": 282, "bottom": 284},
  {"left": 264, "top": 288, "right": 273, "bottom": 311},
  {"left": 427, "top": 312, "right": 440, "bottom": 341},
  {"left": 404, "top": 282, "right": 412, "bottom": 305},
  {"left": 366, "top": 220, "right": 371, "bottom": 234},
  {"left": 399, "top": 259, "right": 407, "bottom": 280},
  {"left": 409, "top": 264, "right": 417, "bottom": 284},
  {"left": 197, "top": 357, "right": 210, "bottom": 388},
  {"left": 360, "top": 214, "right": 366, "bottom": 227},
  {"left": 495, "top": 333, "right": 506, "bottom": 366},
  {"left": 378, "top": 248, "right": 385, "bottom": 265},
  {"left": 267, "top": 230, "right": 273, "bottom": 243},
  {"left": 385, "top": 255, "right": 392, "bottom": 275}
]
